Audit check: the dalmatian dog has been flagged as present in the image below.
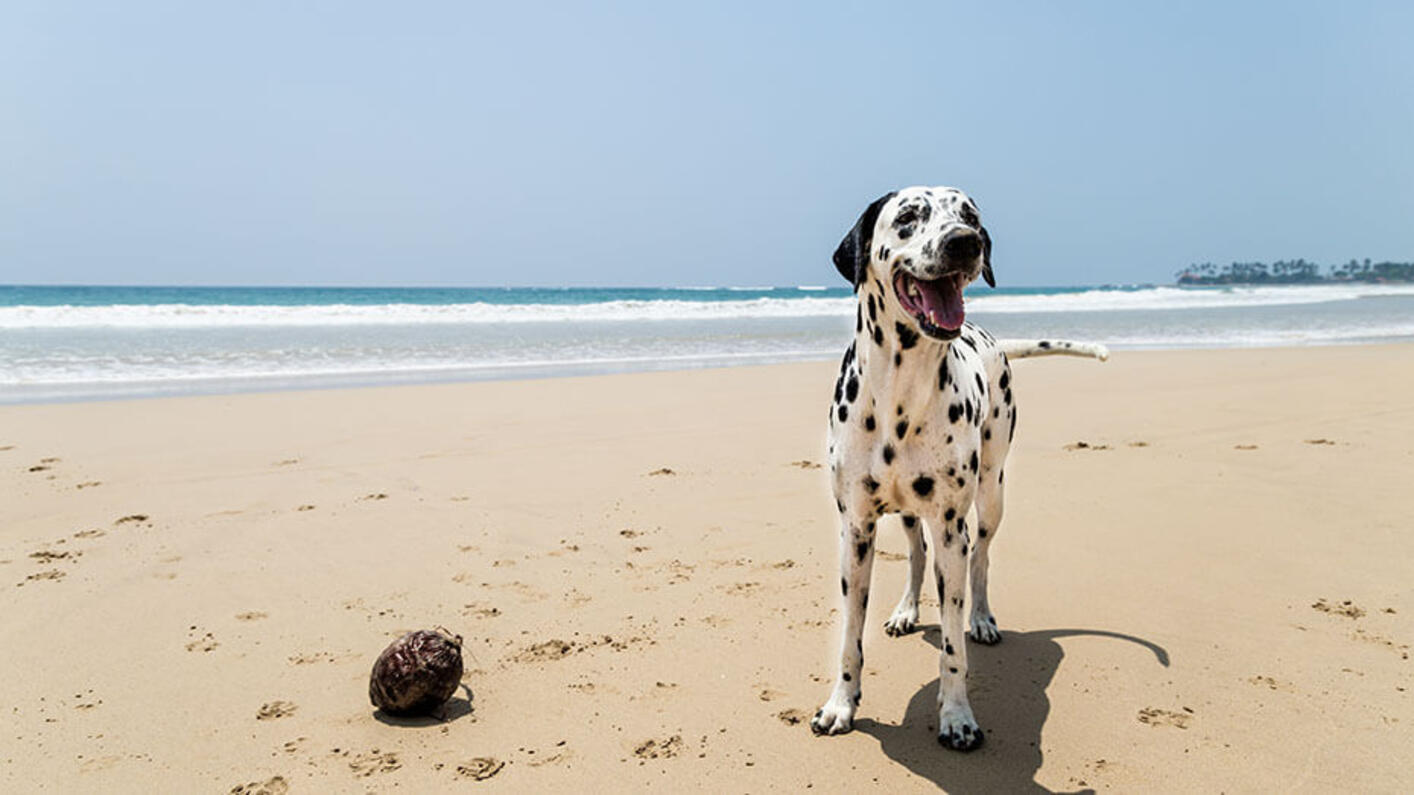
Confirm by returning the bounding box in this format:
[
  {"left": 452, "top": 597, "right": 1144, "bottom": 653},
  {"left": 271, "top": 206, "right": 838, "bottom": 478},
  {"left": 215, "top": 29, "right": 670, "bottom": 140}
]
[{"left": 810, "top": 186, "right": 1108, "bottom": 750}]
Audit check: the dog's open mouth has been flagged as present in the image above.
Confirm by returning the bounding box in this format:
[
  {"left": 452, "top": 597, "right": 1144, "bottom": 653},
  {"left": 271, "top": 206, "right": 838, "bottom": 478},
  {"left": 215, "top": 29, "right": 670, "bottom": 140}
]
[{"left": 893, "top": 270, "right": 967, "bottom": 339}]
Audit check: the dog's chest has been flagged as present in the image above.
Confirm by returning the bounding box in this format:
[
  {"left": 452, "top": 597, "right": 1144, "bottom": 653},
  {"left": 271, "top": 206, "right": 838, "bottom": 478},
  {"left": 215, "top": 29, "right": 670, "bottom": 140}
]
[{"left": 829, "top": 337, "right": 989, "bottom": 506}]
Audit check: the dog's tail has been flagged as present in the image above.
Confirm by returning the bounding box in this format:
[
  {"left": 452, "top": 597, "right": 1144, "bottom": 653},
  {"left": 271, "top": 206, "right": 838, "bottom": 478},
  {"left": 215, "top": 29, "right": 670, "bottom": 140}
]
[{"left": 997, "top": 339, "right": 1110, "bottom": 362}]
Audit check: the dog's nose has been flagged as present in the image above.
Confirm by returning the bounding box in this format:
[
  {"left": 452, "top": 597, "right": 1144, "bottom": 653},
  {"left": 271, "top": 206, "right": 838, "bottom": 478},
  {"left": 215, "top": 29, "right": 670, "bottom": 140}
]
[{"left": 941, "top": 229, "right": 981, "bottom": 262}]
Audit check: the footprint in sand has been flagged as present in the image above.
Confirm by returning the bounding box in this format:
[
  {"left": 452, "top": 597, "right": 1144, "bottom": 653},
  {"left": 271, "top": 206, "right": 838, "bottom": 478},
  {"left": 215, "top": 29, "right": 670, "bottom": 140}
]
[
  {"left": 461, "top": 604, "right": 502, "bottom": 619},
  {"left": 17, "top": 569, "right": 66, "bottom": 586},
  {"left": 229, "top": 774, "right": 288, "bottom": 794},
  {"left": 76, "top": 481, "right": 102, "bottom": 489},
  {"left": 1064, "top": 441, "right": 1110, "bottom": 451},
  {"left": 295, "top": 505, "right": 316, "bottom": 512},
  {"left": 1234, "top": 444, "right": 1259, "bottom": 450},
  {"left": 789, "top": 460, "right": 822, "bottom": 469},
  {"left": 114, "top": 514, "right": 150, "bottom": 525},
  {"left": 185, "top": 627, "right": 219, "bottom": 652},
  {"left": 347, "top": 750, "right": 401, "bottom": 777},
  {"left": 235, "top": 611, "right": 268, "bottom": 621},
  {"left": 256, "top": 701, "right": 298, "bottom": 720},
  {"left": 632, "top": 735, "right": 684, "bottom": 760},
  {"left": 456, "top": 757, "right": 504, "bottom": 780},
  {"left": 776, "top": 708, "right": 810, "bottom": 726},
  {"left": 1137, "top": 707, "right": 1192, "bottom": 729},
  {"left": 73, "top": 528, "right": 105, "bottom": 539},
  {"left": 646, "top": 467, "right": 676, "bottom": 476},
  {"left": 30, "top": 549, "right": 81, "bottom": 564},
  {"left": 1312, "top": 598, "right": 1365, "bottom": 619},
  {"left": 360, "top": 493, "right": 388, "bottom": 501},
  {"left": 1304, "top": 438, "right": 1337, "bottom": 445},
  {"left": 1248, "top": 675, "right": 1287, "bottom": 691}
]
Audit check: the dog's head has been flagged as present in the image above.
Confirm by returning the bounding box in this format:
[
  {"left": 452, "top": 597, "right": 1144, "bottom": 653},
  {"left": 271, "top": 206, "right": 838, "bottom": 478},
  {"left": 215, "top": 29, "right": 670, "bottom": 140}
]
[{"left": 833, "top": 186, "right": 993, "bottom": 341}]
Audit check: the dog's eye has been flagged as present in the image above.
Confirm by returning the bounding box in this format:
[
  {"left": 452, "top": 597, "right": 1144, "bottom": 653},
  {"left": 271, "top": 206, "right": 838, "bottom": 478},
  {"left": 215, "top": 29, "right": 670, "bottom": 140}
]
[{"left": 895, "top": 208, "right": 920, "bottom": 226}]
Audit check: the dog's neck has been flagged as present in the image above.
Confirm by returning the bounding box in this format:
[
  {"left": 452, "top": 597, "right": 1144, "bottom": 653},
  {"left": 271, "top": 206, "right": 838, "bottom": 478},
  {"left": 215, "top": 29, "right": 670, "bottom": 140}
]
[{"left": 855, "top": 307, "right": 956, "bottom": 418}]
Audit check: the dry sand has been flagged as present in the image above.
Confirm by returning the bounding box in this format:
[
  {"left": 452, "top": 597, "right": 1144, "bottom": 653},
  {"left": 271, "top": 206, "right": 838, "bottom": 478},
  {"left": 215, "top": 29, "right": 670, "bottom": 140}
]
[{"left": 1, "top": 345, "right": 1411, "bottom": 792}]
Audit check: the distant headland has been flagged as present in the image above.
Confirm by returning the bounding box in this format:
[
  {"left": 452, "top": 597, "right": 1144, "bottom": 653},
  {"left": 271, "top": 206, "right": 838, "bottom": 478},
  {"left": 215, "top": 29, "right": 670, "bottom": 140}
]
[{"left": 1175, "top": 259, "right": 1414, "bottom": 285}]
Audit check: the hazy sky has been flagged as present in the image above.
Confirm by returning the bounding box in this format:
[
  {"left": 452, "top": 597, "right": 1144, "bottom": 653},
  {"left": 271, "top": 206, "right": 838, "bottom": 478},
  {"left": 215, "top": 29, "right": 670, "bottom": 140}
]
[{"left": 3, "top": 2, "right": 1411, "bottom": 287}]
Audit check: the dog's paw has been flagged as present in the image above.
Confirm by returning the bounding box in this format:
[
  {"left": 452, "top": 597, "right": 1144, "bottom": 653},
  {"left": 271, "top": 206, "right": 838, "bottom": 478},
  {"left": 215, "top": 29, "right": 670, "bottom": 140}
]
[
  {"left": 810, "top": 697, "right": 856, "bottom": 736},
  {"left": 937, "top": 706, "right": 985, "bottom": 751},
  {"left": 968, "top": 613, "right": 1001, "bottom": 645},
  {"left": 883, "top": 604, "right": 919, "bottom": 637}
]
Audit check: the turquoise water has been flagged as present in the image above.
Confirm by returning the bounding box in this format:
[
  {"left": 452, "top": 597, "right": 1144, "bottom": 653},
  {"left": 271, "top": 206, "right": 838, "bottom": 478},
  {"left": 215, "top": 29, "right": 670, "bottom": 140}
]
[{"left": 3, "top": 283, "right": 1412, "bottom": 403}]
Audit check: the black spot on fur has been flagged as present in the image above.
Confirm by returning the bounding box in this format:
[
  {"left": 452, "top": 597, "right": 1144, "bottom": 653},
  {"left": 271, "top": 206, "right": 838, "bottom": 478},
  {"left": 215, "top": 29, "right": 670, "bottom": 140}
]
[
  {"left": 882, "top": 444, "right": 894, "bottom": 464},
  {"left": 867, "top": 293, "right": 877, "bottom": 322},
  {"left": 912, "top": 476, "right": 934, "bottom": 497},
  {"left": 979, "top": 527, "right": 988, "bottom": 538},
  {"left": 894, "top": 352, "right": 901, "bottom": 366},
  {"left": 896, "top": 421, "right": 908, "bottom": 439},
  {"left": 902, "top": 515, "right": 917, "bottom": 528},
  {"left": 984, "top": 429, "right": 992, "bottom": 440},
  {"left": 945, "top": 640, "right": 955, "bottom": 655},
  {"left": 974, "top": 373, "right": 984, "bottom": 392},
  {"left": 948, "top": 403, "right": 963, "bottom": 423},
  {"left": 838, "top": 405, "right": 848, "bottom": 422},
  {"left": 945, "top": 507, "right": 956, "bottom": 520},
  {"left": 841, "top": 578, "right": 848, "bottom": 596},
  {"left": 845, "top": 375, "right": 859, "bottom": 403},
  {"left": 964, "top": 400, "right": 973, "bottom": 424},
  {"left": 843, "top": 672, "right": 852, "bottom": 682},
  {"left": 862, "top": 475, "right": 879, "bottom": 494},
  {"left": 999, "top": 370, "right": 1010, "bottom": 390},
  {"left": 938, "top": 358, "right": 949, "bottom": 390},
  {"left": 864, "top": 414, "right": 875, "bottom": 432},
  {"left": 856, "top": 540, "right": 869, "bottom": 561},
  {"left": 969, "top": 451, "right": 978, "bottom": 472},
  {"left": 1039, "top": 340, "right": 1051, "bottom": 349},
  {"left": 873, "top": 326, "right": 884, "bottom": 346},
  {"left": 1009, "top": 407, "right": 1018, "bottom": 441},
  {"left": 895, "top": 322, "right": 919, "bottom": 350}
]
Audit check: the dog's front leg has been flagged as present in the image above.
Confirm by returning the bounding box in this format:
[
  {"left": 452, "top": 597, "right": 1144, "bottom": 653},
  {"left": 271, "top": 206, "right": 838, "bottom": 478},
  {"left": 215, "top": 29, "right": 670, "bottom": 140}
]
[
  {"left": 811, "top": 508, "right": 877, "bottom": 735},
  {"left": 928, "top": 510, "right": 984, "bottom": 750}
]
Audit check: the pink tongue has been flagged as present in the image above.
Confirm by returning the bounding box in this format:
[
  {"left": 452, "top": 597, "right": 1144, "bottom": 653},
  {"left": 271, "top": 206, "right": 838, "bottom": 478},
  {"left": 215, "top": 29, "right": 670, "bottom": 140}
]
[{"left": 918, "top": 278, "right": 965, "bottom": 330}]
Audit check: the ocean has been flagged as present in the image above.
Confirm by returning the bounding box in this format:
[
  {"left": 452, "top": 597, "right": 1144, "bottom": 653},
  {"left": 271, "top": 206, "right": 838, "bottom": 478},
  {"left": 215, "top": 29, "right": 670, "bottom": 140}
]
[{"left": 3, "top": 283, "right": 1414, "bottom": 404}]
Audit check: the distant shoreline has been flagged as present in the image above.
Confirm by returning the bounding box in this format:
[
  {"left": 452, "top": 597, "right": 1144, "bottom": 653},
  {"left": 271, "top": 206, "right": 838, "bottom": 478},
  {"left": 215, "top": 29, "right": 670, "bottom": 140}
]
[{"left": 1176, "top": 259, "right": 1414, "bottom": 286}]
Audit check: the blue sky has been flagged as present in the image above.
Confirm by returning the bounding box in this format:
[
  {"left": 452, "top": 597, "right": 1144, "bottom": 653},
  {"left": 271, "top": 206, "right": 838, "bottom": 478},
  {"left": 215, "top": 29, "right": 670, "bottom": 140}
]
[{"left": 2, "top": 2, "right": 1411, "bottom": 287}]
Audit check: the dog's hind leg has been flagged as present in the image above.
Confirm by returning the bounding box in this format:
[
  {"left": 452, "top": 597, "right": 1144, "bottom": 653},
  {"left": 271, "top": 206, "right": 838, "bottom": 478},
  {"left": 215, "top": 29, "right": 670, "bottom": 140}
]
[
  {"left": 811, "top": 507, "right": 878, "bottom": 736},
  {"left": 969, "top": 468, "right": 1004, "bottom": 644},
  {"left": 883, "top": 514, "right": 925, "bottom": 636}
]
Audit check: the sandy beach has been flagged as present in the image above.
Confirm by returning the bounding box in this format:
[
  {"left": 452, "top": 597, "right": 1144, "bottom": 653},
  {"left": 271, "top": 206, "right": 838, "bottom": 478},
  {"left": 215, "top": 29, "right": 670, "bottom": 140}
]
[{"left": 2, "top": 344, "right": 1411, "bottom": 793}]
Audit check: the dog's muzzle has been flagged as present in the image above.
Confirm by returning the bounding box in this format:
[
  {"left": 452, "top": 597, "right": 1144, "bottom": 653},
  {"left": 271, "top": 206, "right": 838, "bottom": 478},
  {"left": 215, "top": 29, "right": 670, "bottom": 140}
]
[{"left": 892, "top": 229, "right": 981, "bottom": 340}]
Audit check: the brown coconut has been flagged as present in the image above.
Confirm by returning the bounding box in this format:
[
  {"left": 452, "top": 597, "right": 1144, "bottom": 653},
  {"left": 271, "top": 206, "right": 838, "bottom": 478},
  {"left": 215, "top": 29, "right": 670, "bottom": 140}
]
[{"left": 369, "top": 628, "right": 465, "bottom": 716}]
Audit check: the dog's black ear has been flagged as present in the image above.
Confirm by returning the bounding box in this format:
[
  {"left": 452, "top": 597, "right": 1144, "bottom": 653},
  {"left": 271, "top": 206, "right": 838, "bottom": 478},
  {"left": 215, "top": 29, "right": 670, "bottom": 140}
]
[
  {"left": 978, "top": 224, "right": 995, "bottom": 288},
  {"left": 833, "top": 192, "right": 897, "bottom": 289}
]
